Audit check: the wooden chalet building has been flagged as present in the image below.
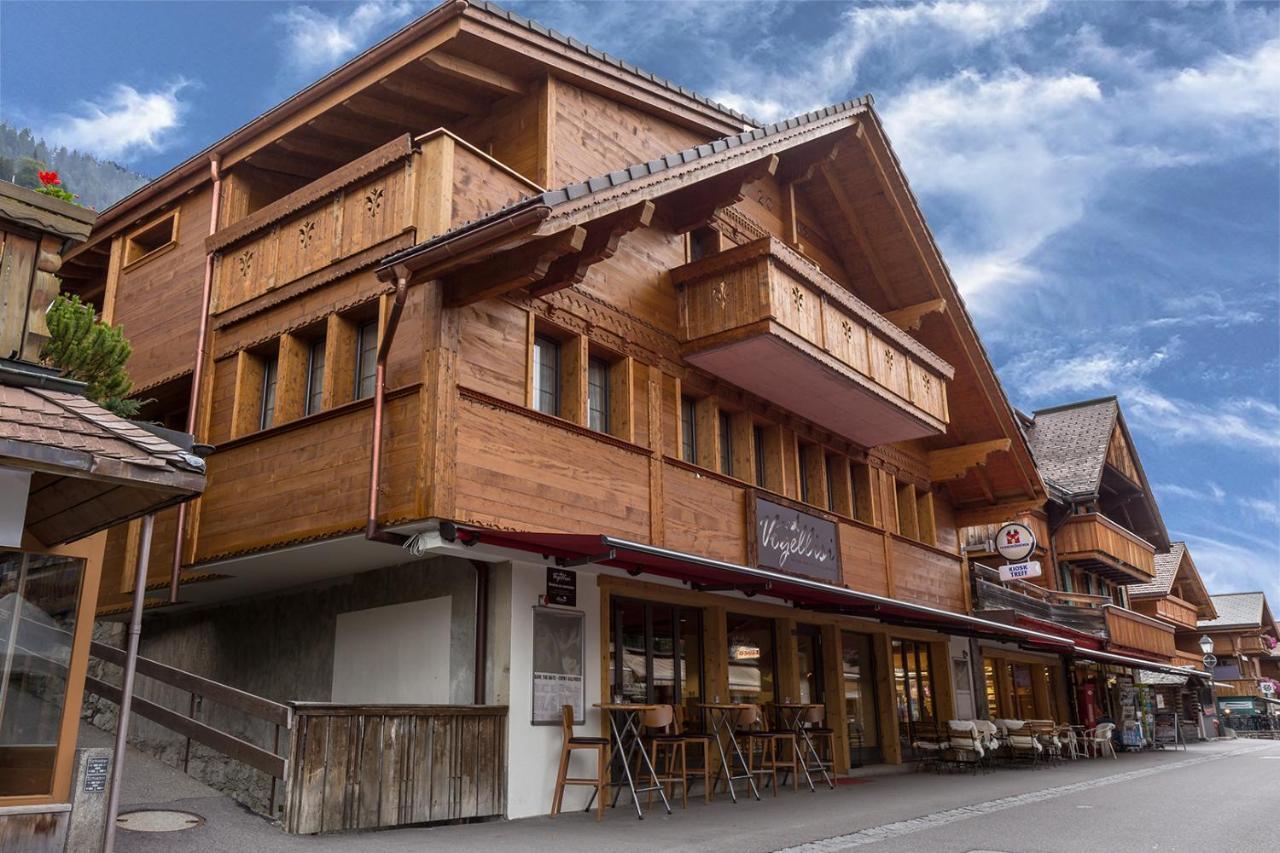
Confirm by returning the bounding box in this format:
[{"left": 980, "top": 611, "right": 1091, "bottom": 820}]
[
  {"left": 48, "top": 0, "right": 1207, "bottom": 829},
  {"left": 963, "top": 397, "right": 1210, "bottom": 733},
  {"left": 1192, "top": 592, "right": 1279, "bottom": 721}
]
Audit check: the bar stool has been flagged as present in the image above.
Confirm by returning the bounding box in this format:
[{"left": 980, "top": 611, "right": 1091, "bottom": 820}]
[
  {"left": 737, "top": 704, "right": 798, "bottom": 796},
  {"left": 800, "top": 705, "right": 836, "bottom": 786},
  {"left": 551, "top": 704, "right": 609, "bottom": 821},
  {"left": 674, "top": 704, "right": 714, "bottom": 803},
  {"left": 642, "top": 704, "right": 690, "bottom": 808}
]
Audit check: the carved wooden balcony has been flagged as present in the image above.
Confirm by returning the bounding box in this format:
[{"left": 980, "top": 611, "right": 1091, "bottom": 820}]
[
  {"left": 1054, "top": 512, "right": 1156, "bottom": 584},
  {"left": 672, "top": 237, "right": 952, "bottom": 447},
  {"left": 1103, "top": 605, "right": 1176, "bottom": 660},
  {"left": 970, "top": 563, "right": 1107, "bottom": 637}
]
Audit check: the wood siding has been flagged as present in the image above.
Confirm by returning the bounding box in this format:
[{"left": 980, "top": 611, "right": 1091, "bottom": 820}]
[
  {"left": 1104, "top": 606, "right": 1176, "bottom": 661},
  {"left": 1055, "top": 512, "right": 1156, "bottom": 582}
]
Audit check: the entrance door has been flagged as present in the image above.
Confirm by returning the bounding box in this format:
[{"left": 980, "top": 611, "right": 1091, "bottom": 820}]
[
  {"left": 841, "top": 631, "right": 881, "bottom": 766},
  {"left": 610, "top": 598, "right": 703, "bottom": 718},
  {"left": 893, "top": 639, "right": 937, "bottom": 760}
]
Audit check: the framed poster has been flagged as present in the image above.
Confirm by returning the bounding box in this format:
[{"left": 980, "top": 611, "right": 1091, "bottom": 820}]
[{"left": 531, "top": 606, "right": 584, "bottom": 725}]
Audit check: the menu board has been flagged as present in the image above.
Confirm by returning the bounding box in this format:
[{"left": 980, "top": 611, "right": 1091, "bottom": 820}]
[{"left": 531, "top": 607, "right": 584, "bottom": 725}]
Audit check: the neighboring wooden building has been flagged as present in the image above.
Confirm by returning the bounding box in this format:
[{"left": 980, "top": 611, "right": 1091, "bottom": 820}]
[
  {"left": 0, "top": 180, "right": 205, "bottom": 849},
  {"left": 1192, "top": 592, "right": 1279, "bottom": 715},
  {"left": 963, "top": 397, "right": 1209, "bottom": 730},
  {"left": 51, "top": 0, "right": 1227, "bottom": 828}
]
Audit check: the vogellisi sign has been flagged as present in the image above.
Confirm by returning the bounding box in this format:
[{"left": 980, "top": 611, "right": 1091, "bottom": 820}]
[{"left": 995, "top": 521, "right": 1041, "bottom": 582}]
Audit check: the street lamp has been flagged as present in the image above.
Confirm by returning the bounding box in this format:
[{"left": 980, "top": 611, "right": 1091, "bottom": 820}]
[
  {"left": 1199, "top": 634, "right": 1218, "bottom": 738},
  {"left": 1199, "top": 635, "right": 1213, "bottom": 655}
]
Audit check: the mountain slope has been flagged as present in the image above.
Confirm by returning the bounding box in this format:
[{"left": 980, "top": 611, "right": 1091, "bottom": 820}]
[{"left": 0, "top": 122, "right": 149, "bottom": 211}]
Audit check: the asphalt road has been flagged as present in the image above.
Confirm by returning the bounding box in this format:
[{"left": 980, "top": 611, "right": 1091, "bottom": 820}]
[{"left": 112, "top": 737, "right": 1280, "bottom": 852}]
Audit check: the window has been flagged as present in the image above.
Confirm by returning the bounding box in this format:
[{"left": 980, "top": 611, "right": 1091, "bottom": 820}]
[
  {"left": 727, "top": 613, "right": 777, "bottom": 706},
  {"left": 587, "top": 356, "right": 610, "bottom": 432},
  {"left": 825, "top": 455, "right": 837, "bottom": 512},
  {"left": 305, "top": 338, "right": 326, "bottom": 416},
  {"left": 355, "top": 321, "right": 378, "bottom": 400},
  {"left": 754, "top": 425, "right": 766, "bottom": 487},
  {"left": 259, "top": 355, "right": 279, "bottom": 430},
  {"left": 799, "top": 445, "right": 811, "bottom": 504},
  {"left": 719, "top": 411, "right": 733, "bottom": 476},
  {"left": 689, "top": 226, "right": 720, "bottom": 262},
  {"left": 680, "top": 396, "right": 698, "bottom": 463},
  {"left": 533, "top": 335, "right": 561, "bottom": 416},
  {"left": 124, "top": 210, "right": 179, "bottom": 266}
]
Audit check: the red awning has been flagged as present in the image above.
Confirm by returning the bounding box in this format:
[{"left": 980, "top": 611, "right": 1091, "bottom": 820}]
[
  {"left": 440, "top": 523, "right": 1075, "bottom": 653},
  {"left": 1070, "top": 646, "right": 1209, "bottom": 680}
]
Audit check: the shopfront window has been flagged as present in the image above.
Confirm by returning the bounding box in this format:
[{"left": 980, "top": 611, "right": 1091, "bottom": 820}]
[
  {"left": 1, "top": 552, "right": 84, "bottom": 797},
  {"left": 842, "top": 631, "right": 880, "bottom": 765},
  {"left": 796, "top": 625, "right": 823, "bottom": 704},
  {"left": 893, "top": 639, "right": 936, "bottom": 759},
  {"left": 984, "top": 659, "right": 1000, "bottom": 717},
  {"left": 727, "top": 613, "right": 776, "bottom": 707},
  {"left": 1010, "top": 663, "right": 1035, "bottom": 718},
  {"left": 610, "top": 599, "right": 703, "bottom": 721}
]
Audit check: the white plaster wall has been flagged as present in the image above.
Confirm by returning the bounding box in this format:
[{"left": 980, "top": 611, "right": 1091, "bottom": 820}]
[
  {"left": 950, "top": 635, "right": 977, "bottom": 720},
  {"left": 503, "top": 562, "right": 603, "bottom": 819},
  {"left": 331, "top": 597, "right": 452, "bottom": 703}
]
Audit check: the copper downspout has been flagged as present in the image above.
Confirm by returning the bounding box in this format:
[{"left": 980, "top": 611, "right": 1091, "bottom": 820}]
[
  {"left": 366, "top": 272, "right": 410, "bottom": 545},
  {"left": 169, "top": 155, "right": 222, "bottom": 603},
  {"left": 103, "top": 513, "right": 156, "bottom": 853}
]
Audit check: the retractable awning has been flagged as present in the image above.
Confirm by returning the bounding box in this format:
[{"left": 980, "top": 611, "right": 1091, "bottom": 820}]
[
  {"left": 439, "top": 523, "right": 1075, "bottom": 654},
  {"left": 1070, "top": 646, "right": 1209, "bottom": 680}
]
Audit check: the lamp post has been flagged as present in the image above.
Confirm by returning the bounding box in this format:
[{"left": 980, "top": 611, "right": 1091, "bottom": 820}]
[{"left": 1199, "top": 634, "right": 1217, "bottom": 738}]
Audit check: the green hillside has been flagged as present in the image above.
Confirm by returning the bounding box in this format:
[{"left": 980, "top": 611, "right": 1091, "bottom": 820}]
[{"left": 0, "top": 121, "right": 149, "bottom": 211}]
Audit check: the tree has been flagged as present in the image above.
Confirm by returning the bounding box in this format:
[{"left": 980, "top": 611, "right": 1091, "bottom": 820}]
[{"left": 40, "top": 294, "right": 142, "bottom": 418}]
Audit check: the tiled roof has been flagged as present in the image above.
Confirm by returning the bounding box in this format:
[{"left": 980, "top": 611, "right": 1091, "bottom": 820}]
[
  {"left": 1130, "top": 541, "right": 1184, "bottom": 597},
  {"left": 1024, "top": 397, "right": 1118, "bottom": 497},
  {"left": 1199, "top": 592, "right": 1267, "bottom": 629},
  {"left": 471, "top": 1, "right": 756, "bottom": 126},
  {"left": 0, "top": 384, "right": 200, "bottom": 474}
]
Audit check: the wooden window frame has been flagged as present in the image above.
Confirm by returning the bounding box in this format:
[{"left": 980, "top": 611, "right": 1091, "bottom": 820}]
[
  {"left": 679, "top": 394, "right": 698, "bottom": 464},
  {"left": 532, "top": 333, "right": 563, "bottom": 417},
  {"left": 259, "top": 353, "right": 279, "bottom": 431},
  {"left": 354, "top": 319, "right": 379, "bottom": 401},
  {"left": 587, "top": 355, "right": 611, "bottom": 434},
  {"left": 122, "top": 209, "right": 180, "bottom": 269},
  {"left": 305, "top": 337, "right": 326, "bottom": 416},
  {"left": 718, "top": 410, "right": 734, "bottom": 477},
  {"left": 799, "top": 442, "right": 828, "bottom": 509},
  {"left": 753, "top": 425, "right": 767, "bottom": 487}
]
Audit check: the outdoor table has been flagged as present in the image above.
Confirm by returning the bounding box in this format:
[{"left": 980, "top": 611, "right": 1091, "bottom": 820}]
[
  {"left": 774, "top": 703, "right": 833, "bottom": 790},
  {"left": 698, "top": 702, "right": 762, "bottom": 803},
  {"left": 591, "top": 703, "right": 672, "bottom": 819}
]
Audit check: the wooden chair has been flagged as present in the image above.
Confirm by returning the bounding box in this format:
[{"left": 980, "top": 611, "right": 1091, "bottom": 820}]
[
  {"left": 642, "top": 704, "right": 690, "bottom": 809},
  {"left": 551, "top": 705, "right": 610, "bottom": 821},
  {"left": 800, "top": 705, "right": 837, "bottom": 787}
]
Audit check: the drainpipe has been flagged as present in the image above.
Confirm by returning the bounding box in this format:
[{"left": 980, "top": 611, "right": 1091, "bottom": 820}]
[
  {"left": 470, "top": 560, "right": 489, "bottom": 704},
  {"left": 169, "top": 155, "right": 222, "bottom": 603},
  {"left": 103, "top": 513, "right": 155, "bottom": 853},
  {"left": 365, "top": 271, "right": 410, "bottom": 546}
]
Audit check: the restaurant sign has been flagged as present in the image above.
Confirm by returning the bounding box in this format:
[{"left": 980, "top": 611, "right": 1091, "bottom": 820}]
[
  {"left": 545, "top": 567, "right": 576, "bottom": 607},
  {"left": 753, "top": 496, "right": 840, "bottom": 582}
]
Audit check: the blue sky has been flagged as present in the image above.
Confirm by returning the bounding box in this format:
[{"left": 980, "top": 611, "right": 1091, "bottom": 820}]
[{"left": 3, "top": 1, "right": 1277, "bottom": 605}]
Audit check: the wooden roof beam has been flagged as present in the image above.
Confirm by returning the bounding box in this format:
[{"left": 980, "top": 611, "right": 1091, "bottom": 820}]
[
  {"left": 929, "top": 439, "right": 1011, "bottom": 483},
  {"left": 775, "top": 132, "right": 844, "bottom": 185},
  {"left": 820, "top": 164, "right": 896, "bottom": 309},
  {"left": 275, "top": 133, "right": 366, "bottom": 164},
  {"left": 885, "top": 298, "right": 947, "bottom": 332},
  {"left": 420, "top": 50, "right": 526, "bottom": 97},
  {"left": 344, "top": 92, "right": 439, "bottom": 128},
  {"left": 444, "top": 226, "right": 587, "bottom": 306},
  {"left": 375, "top": 74, "right": 488, "bottom": 116},
  {"left": 307, "top": 110, "right": 407, "bottom": 145},
  {"left": 244, "top": 147, "right": 335, "bottom": 180},
  {"left": 528, "top": 201, "right": 654, "bottom": 299},
  {"left": 660, "top": 154, "right": 779, "bottom": 234}
]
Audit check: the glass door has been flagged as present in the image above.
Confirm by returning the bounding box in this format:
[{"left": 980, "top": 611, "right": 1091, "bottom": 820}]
[
  {"left": 610, "top": 598, "right": 703, "bottom": 723},
  {"left": 893, "top": 639, "right": 937, "bottom": 760},
  {"left": 796, "top": 624, "right": 824, "bottom": 705},
  {"left": 841, "top": 631, "right": 881, "bottom": 766}
]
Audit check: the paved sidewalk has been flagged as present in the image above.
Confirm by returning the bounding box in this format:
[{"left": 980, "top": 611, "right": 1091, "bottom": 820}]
[{"left": 104, "top": 738, "right": 1277, "bottom": 852}]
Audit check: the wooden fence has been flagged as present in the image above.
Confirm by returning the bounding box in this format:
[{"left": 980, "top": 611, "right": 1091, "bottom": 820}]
[{"left": 284, "top": 704, "right": 507, "bottom": 834}]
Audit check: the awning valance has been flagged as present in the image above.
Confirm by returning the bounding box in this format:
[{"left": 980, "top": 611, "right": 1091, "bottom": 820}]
[
  {"left": 1071, "top": 646, "right": 1209, "bottom": 680},
  {"left": 440, "top": 523, "right": 1075, "bottom": 654}
]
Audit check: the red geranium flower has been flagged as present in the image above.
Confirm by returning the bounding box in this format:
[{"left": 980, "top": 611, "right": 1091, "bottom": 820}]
[{"left": 38, "top": 171, "right": 60, "bottom": 186}]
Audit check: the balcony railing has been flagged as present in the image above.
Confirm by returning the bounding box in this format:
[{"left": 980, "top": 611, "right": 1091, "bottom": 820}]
[
  {"left": 1054, "top": 512, "right": 1156, "bottom": 583},
  {"left": 1144, "top": 595, "right": 1200, "bottom": 630},
  {"left": 970, "top": 563, "right": 1107, "bottom": 637},
  {"left": 1103, "top": 604, "right": 1176, "bottom": 660},
  {"left": 671, "top": 236, "right": 952, "bottom": 447}
]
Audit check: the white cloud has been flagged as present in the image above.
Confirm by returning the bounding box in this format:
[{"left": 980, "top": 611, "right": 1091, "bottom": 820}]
[
  {"left": 710, "top": 0, "right": 1051, "bottom": 119},
  {"left": 1156, "top": 482, "right": 1227, "bottom": 504},
  {"left": 276, "top": 1, "right": 416, "bottom": 73},
  {"left": 44, "top": 81, "right": 190, "bottom": 159},
  {"left": 1177, "top": 530, "right": 1280, "bottom": 602},
  {"left": 1238, "top": 496, "right": 1280, "bottom": 525}
]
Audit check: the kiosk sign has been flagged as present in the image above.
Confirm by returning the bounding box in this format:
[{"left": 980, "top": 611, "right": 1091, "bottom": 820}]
[
  {"left": 995, "top": 522, "right": 1036, "bottom": 562},
  {"left": 999, "top": 560, "right": 1042, "bottom": 582}
]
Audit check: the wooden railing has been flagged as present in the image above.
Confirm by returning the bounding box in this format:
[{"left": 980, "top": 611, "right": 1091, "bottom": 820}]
[
  {"left": 1151, "top": 595, "right": 1199, "bottom": 630},
  {"left": 671, "top": 236, "right": 951, "bottom": 446},
  {"left": 85, "top": 641, "right": 292, "bottom": 813},
  {"left": 970, "top": 564, "right": 1107, "bottom": 636},
  {"left": 1054, "top": 512, "right": 1156, "bottom": 581},
  {"left": 1103, "top": 605, "right": 1176, "bottom": 660},
  {"left": 284, "top": 704, "right": 507, "bottom": 834}
]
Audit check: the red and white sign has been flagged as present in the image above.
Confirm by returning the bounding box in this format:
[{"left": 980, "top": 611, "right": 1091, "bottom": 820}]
[{"left": 995, "top": 522, "right": 1036, "bottom": 562}]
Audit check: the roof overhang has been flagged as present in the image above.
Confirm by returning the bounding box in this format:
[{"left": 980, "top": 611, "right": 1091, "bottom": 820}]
[{"left": 439, "top": 522, "right": 1075, "bottom": 653}]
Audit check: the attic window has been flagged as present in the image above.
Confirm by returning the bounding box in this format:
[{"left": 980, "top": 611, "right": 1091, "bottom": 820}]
[{"left": 124, "top": 211, "right": 179, "bottom": 266}]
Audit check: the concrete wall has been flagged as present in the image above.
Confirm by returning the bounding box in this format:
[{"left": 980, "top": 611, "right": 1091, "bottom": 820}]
[{"left": 83, "top": 555, "right": 479, "bottom": 816}]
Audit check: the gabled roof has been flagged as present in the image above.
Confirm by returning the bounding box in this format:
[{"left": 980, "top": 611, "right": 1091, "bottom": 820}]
[
  {"left": 1129, "top": 542, "right": 1184, "bottom": 597},
  {"left": 1199, "top": 592, "right": 1273, "bottom": 631},
  {"left": 1024, "top": 397, "right": 1118, "bottom": 497}
]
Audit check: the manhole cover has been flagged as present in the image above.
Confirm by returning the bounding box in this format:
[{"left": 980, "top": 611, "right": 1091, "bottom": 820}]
[{"left": 116, "top": 809, "right": 205, "bottom": 832}]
